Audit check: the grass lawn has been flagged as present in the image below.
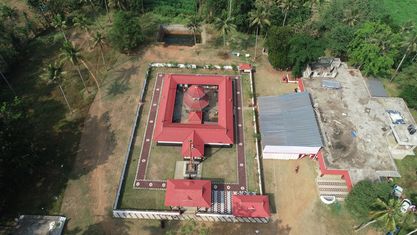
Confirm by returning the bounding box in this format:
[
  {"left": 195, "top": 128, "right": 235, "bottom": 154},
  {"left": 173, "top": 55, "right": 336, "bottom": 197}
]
[
  {"left": 201, "top": 146, "right": 237, "bottom": 183},
  {"left": 241, "top": 74, "right": 259, "bottom": 193},
  {"left": 145, "top": 145, "right": 182, "bottom": 179},
  {"left": 394, "top": 156, "right": 417, "bottom": 199},
  {"left": 378, "top": 0, "right": 417, "bottom": 25},
  {"left": 253, "top": 57, "right": 297, "bottom": 97}
]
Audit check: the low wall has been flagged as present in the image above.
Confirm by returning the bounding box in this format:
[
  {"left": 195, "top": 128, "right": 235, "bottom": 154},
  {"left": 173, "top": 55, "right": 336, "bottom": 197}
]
[{"left": 113, "top": 210, "right": 269, "bottom": 223}]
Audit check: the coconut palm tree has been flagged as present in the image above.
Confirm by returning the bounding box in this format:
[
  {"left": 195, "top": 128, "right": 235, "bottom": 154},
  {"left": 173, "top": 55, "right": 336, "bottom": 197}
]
[
  {"left": 186, "top": 16, "right": 202, "bottom": 45},
  {"left": 277, "top": 0, "right": 295, "bottom": 26},
  {"left": 44, "top": 63, "right": 72, "bottom": 111},
  {"left": 342, "top": 8, "right": 360, "bottom": 27},
  {"left": 214, "top": 16, "right": 236, "bottom": 48},
  {"left": 250, "top": 5, "right": 271, "bottom": 60},
  {"left": 391, "top": 32, "right": 417, "bottom": 82},
  {"left": 91, "top": 31, "right": 106, "bottom": 66},
  {"left": 61, "top": 41, "right": 100, "bottom": 91},
  {"left": 355, "top": 198, "right": 403, "bottom": 233},
  {"left": 51, "top": 14, "right": 68, "bottom": 41},
  {"left": 73, "top": 15, "right": 90, "bottom": 34}
]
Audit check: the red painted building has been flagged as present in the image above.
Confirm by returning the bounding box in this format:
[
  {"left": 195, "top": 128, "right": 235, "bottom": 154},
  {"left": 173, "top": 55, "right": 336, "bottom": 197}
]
[
  {"left": 154, "top": 74, "right": 235, "bottom": 159},
  {"left": 164, "top": 179, "right": 212, "bottom": 208},
  {"left": 232, "top": 195, "right": 271, "bottom": 218}
]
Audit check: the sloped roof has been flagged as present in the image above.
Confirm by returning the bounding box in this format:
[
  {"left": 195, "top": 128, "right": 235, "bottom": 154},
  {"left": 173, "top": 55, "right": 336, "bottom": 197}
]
[
  {"left": 154, "top": 74, "right": 234, "bottom": 145},
  {"left": 184, "top": 94, "right": 209, "bottom": 111},
  {"left": 258, "top": 92, "right": 323, "bottom": 148},
  {"left": 181, "top": 131, "right": 204, "bottom": 158},
  {"left": 239, "top": 64, "right": 252, "bottom": 70},
  {"left": 186, "top": 85, "right": 206, "bottom": 99},
  {"left": 165, "top": 179, "right": 211, "bottom": 208},
  {"left": 232, "top": 195, "right": 271, "bottom": 218},
  {"left": 188, "top": 111, "right": 203, "bottom": 124},
  {"left": 367, "top": 78, "right": 388, "bottom": 97}
]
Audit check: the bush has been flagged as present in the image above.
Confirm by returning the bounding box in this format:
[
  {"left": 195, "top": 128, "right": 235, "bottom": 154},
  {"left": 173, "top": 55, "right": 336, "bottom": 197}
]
[
  {"left": 345, "top": 180, "right": 392, "bottom": 220},
  {"left": 266, "top": 26, "right": 292, "bottom": 69},
  {"left": 108, "top": 11, "right": 144, "bottom": 52}
]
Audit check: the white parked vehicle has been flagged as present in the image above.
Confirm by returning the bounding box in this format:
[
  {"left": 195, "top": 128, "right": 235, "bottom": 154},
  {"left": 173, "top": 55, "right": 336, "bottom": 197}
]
[{"left": 400, "top": 199, "right": 412, "bottom": 213}]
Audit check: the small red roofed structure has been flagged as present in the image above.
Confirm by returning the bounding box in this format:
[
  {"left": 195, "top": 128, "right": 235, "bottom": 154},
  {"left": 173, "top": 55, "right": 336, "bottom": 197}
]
[
  {"left": 165, "top": 179, "right": 212, "bottom": 208},
  {"left": 181, "top": 131, "right": 204, "bottom": 159},
  {"left": 184, "top": 95, "right": 209, "bottom": 111},
  {"left": 232, "top": 195, "right": 271, "bottom": 218},
  {"left": 186, "top": 85, "right": 206, "bottom": 99},
  {"left": 238, "top": 64, "right": 252, "bottom": 73},
  {"left": 187, "top": 111, "right": 203, "bottom": 124}
]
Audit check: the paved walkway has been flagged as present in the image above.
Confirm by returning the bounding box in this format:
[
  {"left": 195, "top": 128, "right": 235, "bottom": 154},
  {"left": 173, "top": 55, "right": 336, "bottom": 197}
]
[{"left": 133, "top": 74, "right": 247, "bottom": 192}]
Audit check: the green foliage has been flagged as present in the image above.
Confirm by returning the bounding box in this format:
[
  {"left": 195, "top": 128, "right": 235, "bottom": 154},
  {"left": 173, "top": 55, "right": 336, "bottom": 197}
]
[
  {"left": 0, "top": 97, "right": 36, "bottom": 207},
  {"left": 348, "top": 21, "right": 400, "bottom": 76},
  {"left": 288, "top": 34, "right": 325, "bottom": 77},
  {"left": 0, "top": 4, "right": 32, "bottom": 73},
  {"left": 345, "top": 180, "right": 392, "bottom": 221},
  {"left": 397, "top": 63, "right": 417, "bottom": 109},
  {"left": 266, "top": 26, "right": 292, "bottom": 69},
  {"left": 108, "top": 11, "right": 144, "bottom": 52},
  {"left": 325, "top": 24, "right": 355, "bottom": 58}
]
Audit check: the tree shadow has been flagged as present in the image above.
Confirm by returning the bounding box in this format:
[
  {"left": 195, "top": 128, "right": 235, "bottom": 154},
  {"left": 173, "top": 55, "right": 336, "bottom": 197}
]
[
  {"left": 209, "top": 218, "right": 291, "bottom": 235},
  {"left": 107, "top": 80, "right": 130, "bottom": 96},
  {"left": 66, "top": 218, "right": 132, "bottom": 235},
  {"left": 70, "top": 111, "right": 117, "bottom": 178}
]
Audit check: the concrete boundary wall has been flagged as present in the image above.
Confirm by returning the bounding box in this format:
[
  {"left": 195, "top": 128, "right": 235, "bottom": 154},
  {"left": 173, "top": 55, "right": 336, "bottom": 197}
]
[
  {"left": 113, "top": 63, "right": 268, "bottom": 223},
  {"left": 113, "top": 210, "right": 269, "bottom": 223}
]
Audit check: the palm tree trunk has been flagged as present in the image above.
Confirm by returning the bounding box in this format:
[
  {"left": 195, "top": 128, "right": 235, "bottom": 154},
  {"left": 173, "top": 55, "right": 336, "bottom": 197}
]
[
  {"left": 58, "top": 84, "right": 72, "bottom": 111},
  {"left": 100, "top": 45, "right": 106, "bottom": 65},
  {"left": 75, "top": 65, "right": 88, "bottom": 91},
  {"left": 104, "top": 0, "right": 110, "bottom": 22},
  {"left": 223, "top": 33, "right": 226, "bottom": 48},
  {"left": 61, "top": 29, "right": 68, "bottom": 42},
  {"left": 354, "top": 220, "right": 377, "bottom": 232},
  {"left": 283, "top": 10, "right": 288, "bottom": 26},
  {"left": 254, "top": 26, "right": 259, "bottom": 61},
  {"left": 405, "top": 228, "right": 417, "bottom": 235},
  {"left": 390, "top": 51, "right": 408, "bottom": 82},
  {"left": 193, "top": 29, "right": 197, "bottom": 45},
  {"left": 80, "top": 59, "right": 100, "bottom": 90},
  {"left": 228, "top": 0, "right": 233, "bottom": 18},
  {"left": 411, "top": 52, "right": 417, "bottom": 62},
  {"left": 0, "top": 71, "right": 16, "bottom": 95}
]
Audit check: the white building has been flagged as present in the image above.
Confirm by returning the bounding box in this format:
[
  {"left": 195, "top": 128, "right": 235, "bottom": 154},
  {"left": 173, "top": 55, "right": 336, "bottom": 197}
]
[{"left": 258, "top": 92, "right": 324, "bottom": 159}]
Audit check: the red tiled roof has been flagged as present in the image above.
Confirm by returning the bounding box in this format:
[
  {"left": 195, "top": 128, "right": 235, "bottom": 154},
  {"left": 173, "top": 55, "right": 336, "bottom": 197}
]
[
  {"left": 232, "top": 195, "right": 271, "bottom": 218},
  {"left": 239, "top": 64, "right": 252, "bottom": 70},
  {"left": 188, "top": 111, "right": 203, "bottom": 124},
  {"left": 184, "top": 95, "right": 209, "bottom": 111},
  {"left": 186, "top": 85, "right": 206, "bottom": 99},
  {"left": 165, "top": 179, "right": 212, "bottom": 208},
  {"left": 181, "top": 131, "right": 204, "bottom": 158},
  {"left": 154, "top": 74, "right": 234, "bottom": 146}
]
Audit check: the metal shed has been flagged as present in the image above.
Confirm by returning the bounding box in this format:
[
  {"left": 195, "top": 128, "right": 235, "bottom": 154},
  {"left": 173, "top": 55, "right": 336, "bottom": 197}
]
[
  {"left": 366, "top": 78, "right": 388, "bottom": 97},
  {"left": 258, "top": 92, "right": 324, "bottom": 159}
]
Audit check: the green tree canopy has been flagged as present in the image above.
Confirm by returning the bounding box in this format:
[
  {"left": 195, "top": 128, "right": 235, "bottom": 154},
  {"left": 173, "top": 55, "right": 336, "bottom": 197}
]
[
  {"left": 108, "top": 11, "right": 144, "bottom": 52},
  {"left": 345, "top": 180, "right": 392, "bottom": 220},
  {"left": 348, "top": 21, "right": 400, "bottom": 76},
  {"left": 288, "top": 34, "right": 325, "bottom": 77},
  {"left": 266, "top": 26, "right": 292, "bottom": 69}
]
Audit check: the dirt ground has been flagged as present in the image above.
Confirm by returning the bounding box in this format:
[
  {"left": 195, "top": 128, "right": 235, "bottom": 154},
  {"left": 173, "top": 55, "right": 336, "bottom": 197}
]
[{"left": 260, "top": 159, "right": 379, "bottom": 235}]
